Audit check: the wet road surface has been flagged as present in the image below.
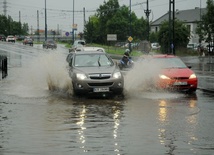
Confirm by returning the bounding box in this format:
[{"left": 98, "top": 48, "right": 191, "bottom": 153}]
[{"left": 1, "top": 42, "right": 214, "bottom": 155}]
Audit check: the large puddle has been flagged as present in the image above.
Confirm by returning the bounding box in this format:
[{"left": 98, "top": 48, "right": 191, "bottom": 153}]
[{"left": 1, "top": 44, "right": 214, "bottom": 155}]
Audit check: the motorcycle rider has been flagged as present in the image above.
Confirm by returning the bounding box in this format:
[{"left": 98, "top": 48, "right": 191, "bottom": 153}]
[{"left": 119, "top": 49, "right": 133, "bottom": 69}]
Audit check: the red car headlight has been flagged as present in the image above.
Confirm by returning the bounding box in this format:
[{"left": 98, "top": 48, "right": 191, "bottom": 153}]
[
  {"left": 189, "top": 74, "right": 197, "bottom": 79},
  {"left": 159, "top": 74, "right": 170, "bottom": 80}
]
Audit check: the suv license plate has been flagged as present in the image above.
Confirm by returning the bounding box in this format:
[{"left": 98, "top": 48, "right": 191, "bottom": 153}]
[{"left": 94, "top": 87, "right": 109, "bottom": 92}]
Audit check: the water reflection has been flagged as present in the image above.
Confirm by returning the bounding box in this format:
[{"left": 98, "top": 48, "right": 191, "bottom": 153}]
[
  {"left": 46, "top": 98, "right": 124, "bottom": 154},
  {"left": 157, "top": 94, "right": 198, "bottom": 154}
]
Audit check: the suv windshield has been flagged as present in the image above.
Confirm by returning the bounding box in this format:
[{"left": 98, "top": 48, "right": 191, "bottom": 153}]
[{"left": 74, "top": 54, "right": 114, "bottom": 67}]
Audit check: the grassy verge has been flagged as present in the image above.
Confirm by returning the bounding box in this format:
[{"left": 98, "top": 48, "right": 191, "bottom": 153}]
[{"left": 63, "top": 42, "right": 199, "bottom": 57}]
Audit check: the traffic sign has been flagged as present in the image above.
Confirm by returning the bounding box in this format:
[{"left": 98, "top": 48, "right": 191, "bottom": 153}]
[
  {"left": 107, "top": 34, "right": 117, "bottom": 41},
  {"left": 65, "top": 32, "right": 69, "bottom": 36},
  {"left": 128, "top": 36, "right": 133, "bottom": 42}
]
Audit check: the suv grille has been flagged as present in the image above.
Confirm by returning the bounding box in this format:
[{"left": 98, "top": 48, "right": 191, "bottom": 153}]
[
  {"left": 89, "top": 73, "right": 111, "bottom": 79},
  {"left": 88, "top": 82, "right": 113, "bottom": 87}
]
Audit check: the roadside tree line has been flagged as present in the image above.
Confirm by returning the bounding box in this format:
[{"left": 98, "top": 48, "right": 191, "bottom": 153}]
[
  {"left": 0, "top": 14, "right": 28, "bottom": 36},
  {"left": 83, "top": 0, "right": 148, "bottom": 44},
  {"left": 83, "top": 0, "right": 214, "bottom": 53}
]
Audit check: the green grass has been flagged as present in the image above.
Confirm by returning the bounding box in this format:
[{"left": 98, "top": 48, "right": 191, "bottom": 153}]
[{"left": 63, "top": 43, "right": 199, "bottom": 57}]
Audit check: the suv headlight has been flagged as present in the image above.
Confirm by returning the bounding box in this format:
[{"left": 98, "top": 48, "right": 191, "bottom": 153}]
[
  {"left": 76, "top": 73, "right": 87, "bottom": 80},
  {"left": 113, "top": 72, "right": 122, "bottom": 79}
]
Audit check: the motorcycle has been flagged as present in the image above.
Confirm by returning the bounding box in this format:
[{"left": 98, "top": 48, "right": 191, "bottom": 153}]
[{"left": 118, "top": 57, "right": 134, "bottom": 71}]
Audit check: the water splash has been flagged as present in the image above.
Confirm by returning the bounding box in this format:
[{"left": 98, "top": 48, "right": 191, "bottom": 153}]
[
  {"left": 124, "top": 57, "right": 161, "bottom": 92},
  {"left": 5, "top": 51, "right": 73, "bottom": 98}
]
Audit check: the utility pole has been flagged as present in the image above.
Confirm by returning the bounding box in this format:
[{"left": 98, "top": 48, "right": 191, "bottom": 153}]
[
  {"left": 19, "top": 11, "right": 21, "bottom": 34},
  {"left": 37, "top": 10, "right": 40, "bottom": 42},
  {"left": 72, "top": 0, "right": 75, "bottom": 43},
  {"left": 45, "top": 0, "right": 47, "bottom": 41},
  {"left": 83, "top": 7, "right": 86, "bottom": 27},
  {"left": 169, "top": 0, "right": 175, "bottom": 55},
  {"left": 144, "top": 0, "right": 151, "bottom": 41},
  {"left": 19, "top": 11, "right": 21, "bottom": 23},
  {"left": 3, "top": 0, "right": 7, "bottom": 16}
]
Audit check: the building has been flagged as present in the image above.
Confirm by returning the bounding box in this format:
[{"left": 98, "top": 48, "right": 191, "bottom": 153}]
[{"left": 151, "top": 7, "right": 207, "bottom": 44}]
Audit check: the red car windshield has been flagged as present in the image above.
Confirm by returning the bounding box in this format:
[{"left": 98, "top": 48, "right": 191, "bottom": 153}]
[{"left": 151, "top": 57, "right": 187, "bottom": 69}]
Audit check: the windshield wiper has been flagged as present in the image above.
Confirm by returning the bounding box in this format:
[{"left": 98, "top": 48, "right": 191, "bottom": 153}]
[{"left": 98, "top": 56, "right": 101, "bottom": 66}]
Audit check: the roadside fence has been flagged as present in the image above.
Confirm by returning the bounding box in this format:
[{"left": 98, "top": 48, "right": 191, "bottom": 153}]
[{"left": 0, "top": 55, "right": 8, "bottom": 79}]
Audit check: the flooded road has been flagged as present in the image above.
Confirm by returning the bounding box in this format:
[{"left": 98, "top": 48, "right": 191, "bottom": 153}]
[{"left": 1, "top": 42, "right": 214, "bottom": 155}]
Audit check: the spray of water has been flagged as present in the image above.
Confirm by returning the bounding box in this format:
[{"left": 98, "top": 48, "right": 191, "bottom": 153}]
[
  {"left": 5, "top": 50, "right": 73, "bottom": 98},
  {"left": 123, "top": 56, "right": 184, "bottom": 99},
  {"left": 5, "top": 48, "right": 183, "bottom": 99},
  {"left": 124, "top": 57, "right": 161, "bottom": 92},
  {"left": 34, "top": 51, "right": 73, "bottom": 95}
]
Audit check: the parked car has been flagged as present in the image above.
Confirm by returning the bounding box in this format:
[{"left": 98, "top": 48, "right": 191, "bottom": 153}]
[
  {"left": 6, "top": 35, "right": 16, "bottom": 43},
  {"left": 23, "top": 38, "right": 33, "bottom": 46},
  {"left": 0, "top": 34, "right": 6, "bottom": 41},
  {"left": 187, "top": 43, "right": 198, "bottom": 51},
  {"left": 143, "top": 54, "right": 198, "bottom": 93},
  {"left": 151, "top": 42, "right": 161, "bottom": 50},
  {"left": 66, "top": 51, "right": 124, "bottom": 96},
  {"left": 74, "top": 46, "right": 106, "bottom": 53},
  {"left": 16, "top": 35, "right": 25, "bottom": 41},
  {"left": 43, "top": 40, "right": 57, "bottom": 49},
  {"left": 69, "top": 40, "right": 86, "bottom": 52}
]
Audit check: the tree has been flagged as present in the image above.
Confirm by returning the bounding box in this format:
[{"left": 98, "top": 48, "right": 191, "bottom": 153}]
[
  {"left": 96, "top": 0, "right": 120, "bottom": 44},
  {"left": 0, "top": 14, "right": 29, "bottom": 36},
  {"left": 84, "top": 16, "right": 100, "bottom": 43},
  {"left": 106, "top": 5, "right": 129, "bottom": 41},
  {"left": 196, "top": 0, "right": 214, "bottom": 43},
  {"left": 149, "top": 31, "right": 158, "bottom": 43},
  {"left": 158, "top": 20, "right": 189, "bottom": 53},
  {"left": 22, "top": 23, "right": 29, "bottom": 35},
  {"left": 84, "top": 0, "right": 147, "bottom": 44},
  {"left": 132, "top": 16, "right": 147, "bottom": 41}
]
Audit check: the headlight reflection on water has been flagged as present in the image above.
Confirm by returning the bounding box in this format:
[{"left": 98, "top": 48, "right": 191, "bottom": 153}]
[
  {"left": 157, "top": 97, "right": 199, "bottom": 152},
  {"left": 76, "top": 105, "right": 87, "bottom": 151},
  {"left": 75, "top": 103, "right": 122, "bottom": 154},
  {"left": 113, "top": 108, "right": 121, "bottom": 154}
]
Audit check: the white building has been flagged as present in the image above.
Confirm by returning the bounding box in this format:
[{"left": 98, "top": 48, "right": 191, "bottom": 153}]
[{"left": 150, "top": 7, "right": 207, "bottom": 44}]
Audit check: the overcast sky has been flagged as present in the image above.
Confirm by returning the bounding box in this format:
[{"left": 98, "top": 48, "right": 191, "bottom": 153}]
[{"left": 0, "top": 0, "right": 207, "bottom": 34}]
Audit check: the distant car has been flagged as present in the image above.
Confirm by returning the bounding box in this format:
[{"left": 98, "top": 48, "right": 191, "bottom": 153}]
[
  {"left": 74, "top": 46, "right": 106, "bottom": 53},
  {"left": 187, "top": 43, "right": 198, "bottom": 51},
  {"left": 143, "top": 54, "right": 198, "bottom": 93},
  {"left": 43, "top": 40, "right": 57, "bottom": 49},
  {"left": 23, "top": 38, "right": 33, "bottom": 46},
  {"left": 6, "top": 35, "right": 16, "bottom": 43},
  {"left": 66, "top": 51, "right": 124, "bottom": 96},
  {"left": 151, "top": 42, "right": 160, "bottom": 50},
  {"left": 16, "top": 35, "right": 25, "bottom": 41},
  {"left": 69, "top": 40, "right": 86, "bottom": 52},
  {"left": 0, "top": 34, "right": 6, "bottom": 41}
]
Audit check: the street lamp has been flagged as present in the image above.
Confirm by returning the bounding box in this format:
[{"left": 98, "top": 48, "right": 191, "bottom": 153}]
[{"left": 144, "top": 0, "right": 151, "bottom": 41}]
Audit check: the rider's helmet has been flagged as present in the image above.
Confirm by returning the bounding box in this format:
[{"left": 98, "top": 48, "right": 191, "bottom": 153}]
[
  {"left": 125, "top": 49, "right": 130, "bottom": 53},
  {"left": 124, "top": 49, "right": 130, "bottom": 57}
]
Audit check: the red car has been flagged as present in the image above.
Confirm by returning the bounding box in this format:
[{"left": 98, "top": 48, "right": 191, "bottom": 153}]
[{"left": 144, "top": 54, "right": 198, "bottom": 93}]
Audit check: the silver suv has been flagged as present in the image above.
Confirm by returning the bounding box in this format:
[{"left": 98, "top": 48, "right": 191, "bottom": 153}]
[{"left": 66, "top": 51, "right": 124, "bottom": 96}]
